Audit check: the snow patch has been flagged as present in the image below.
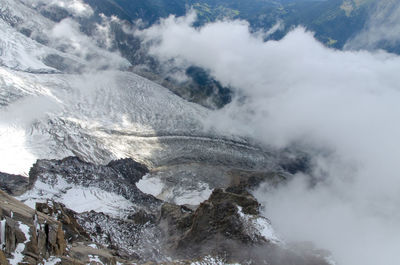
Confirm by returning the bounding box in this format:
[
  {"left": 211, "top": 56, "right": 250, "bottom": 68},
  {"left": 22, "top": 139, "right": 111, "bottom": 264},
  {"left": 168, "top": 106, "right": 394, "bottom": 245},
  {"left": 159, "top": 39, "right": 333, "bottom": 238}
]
[
  {"left": 325, "top": 255, "right": 338, "bottom": 265},
  {"left": 173, "top": 184, "right": 212, "bottom": 205},
  {"left": 237, "top": 206, "right": 281, "bottom": 244},
  {"left": 136, "top": 174, "right": 165, "bottom": 197},
  {"left": 18, "top": 176, "right": 136, "bottom": 218},
  {"left": 43, "top": 256, "right": 61, "bottom": 265},
  {"left": 191, "top": 255, "right": 240, "bottom": 265},
  {"left": 0, "top": 125, "right": 37, "bottom": 176},
  {"left": 88, "top": 243, "right": 98, "bottom": 249},
  {"left": 88, "top": 255, "right": 104, "bottom": 264},
  {"left": 0, "top": 219, "right": 5, "bottom": 250},
  {"left": 137, "top": 174, "right": 212, "bottom": 205}
]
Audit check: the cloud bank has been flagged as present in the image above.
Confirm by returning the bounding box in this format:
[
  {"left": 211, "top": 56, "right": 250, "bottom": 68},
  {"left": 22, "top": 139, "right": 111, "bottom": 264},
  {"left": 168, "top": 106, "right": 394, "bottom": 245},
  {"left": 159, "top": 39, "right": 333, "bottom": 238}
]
[{"left": 139, "top": 13, "right": 400, "bottom": 265}]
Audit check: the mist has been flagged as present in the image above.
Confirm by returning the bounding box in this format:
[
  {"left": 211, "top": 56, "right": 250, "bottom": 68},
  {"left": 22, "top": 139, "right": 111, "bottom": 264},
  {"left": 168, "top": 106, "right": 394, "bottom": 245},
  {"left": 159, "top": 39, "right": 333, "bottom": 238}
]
[
  {"left": 22, "top": 0, "right": 94, "bottom": 18},
  {"left": 47, "top": 17, "right": 130, "bottom": 72},
  {"left": 139, "top": 11, "right": 400, "bottom": 265},
  {"left": 345, "top": 0, "right": 400, "bottom": 51}
]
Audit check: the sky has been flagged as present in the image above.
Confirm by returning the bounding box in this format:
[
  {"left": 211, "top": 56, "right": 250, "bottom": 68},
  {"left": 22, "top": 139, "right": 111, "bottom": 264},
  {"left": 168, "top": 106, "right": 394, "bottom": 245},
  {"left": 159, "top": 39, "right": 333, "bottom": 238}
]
[{"left": 138, "top": 7, "right": 400, "bottom": 265}]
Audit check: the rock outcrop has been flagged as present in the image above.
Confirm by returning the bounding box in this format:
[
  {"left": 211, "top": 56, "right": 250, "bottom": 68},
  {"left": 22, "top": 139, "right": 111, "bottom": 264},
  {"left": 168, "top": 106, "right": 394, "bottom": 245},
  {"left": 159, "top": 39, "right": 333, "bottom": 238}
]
[
  {"left": 159, "top": 188, "right": 272, "bottom": 263},
  {"left": 35, "top": 200, "right": 89, "bottom": 243},
  {"left": 160, "top": 188, "right": 332, "bottom": 265},
  {"left": 0, "top": 172, "right": 30, "bottom": 196},
  {"left": 0, "top": 190, "right": 137, "bottom": 264},
  {"left": 0, "top": 190, "right": 66, "bottom": 264}
]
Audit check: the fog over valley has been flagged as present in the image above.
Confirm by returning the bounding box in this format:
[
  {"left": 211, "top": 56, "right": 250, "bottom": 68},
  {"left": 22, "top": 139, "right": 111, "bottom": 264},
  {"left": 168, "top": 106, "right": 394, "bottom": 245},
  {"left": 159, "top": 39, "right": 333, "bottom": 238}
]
[{"left": 140, "top": 6, "right": 400, "bottom": 265}]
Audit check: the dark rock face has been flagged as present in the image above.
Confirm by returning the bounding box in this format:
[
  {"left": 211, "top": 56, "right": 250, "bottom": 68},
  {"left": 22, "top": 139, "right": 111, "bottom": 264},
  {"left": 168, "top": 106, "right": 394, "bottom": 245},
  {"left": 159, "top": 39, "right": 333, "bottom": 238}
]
[
  {"left": 159, "top": 203, "right": 194, "bottom": 249},
  {"left": 127, "top": 209, "right": 157, "bottom": 225},
  {"left": 29, "top": 156, "right": 160, "bottom": 210},
  {"left": 172, "top": 189, "right": 265, "bottom": 259},
  {"left": 160, "top": 188, "right": 331, "bottom": 265},
  {"left": 107, "top": 158, "right": 150, "bottom": 185},
  {"left": 0, "top": 172, "right": 30, "bottom": 196},
  {"left": 159, "top": 188, "right": 269, "bottom": 262}
]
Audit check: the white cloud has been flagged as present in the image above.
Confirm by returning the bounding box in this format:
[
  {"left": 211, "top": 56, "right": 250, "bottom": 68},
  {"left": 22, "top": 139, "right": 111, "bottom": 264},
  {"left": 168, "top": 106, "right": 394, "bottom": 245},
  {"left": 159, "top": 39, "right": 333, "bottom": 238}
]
[
  {"left": 22, "top": 0, "right": 94, "bottom": 18},
  {"left": 345, "top": 0, "right": 400, "bottom": 50},
  {"left": 48, "top": 18, "right": 130, "bottom": 72},
  {"left": 140, "top": 13, "right": 400, "bottom": 265}
]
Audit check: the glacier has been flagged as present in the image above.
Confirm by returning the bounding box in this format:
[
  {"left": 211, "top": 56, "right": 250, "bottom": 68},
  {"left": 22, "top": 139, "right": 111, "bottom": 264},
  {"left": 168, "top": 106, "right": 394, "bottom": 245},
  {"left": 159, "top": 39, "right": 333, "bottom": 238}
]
[{"left": 0, "top": 0, "right": 277, "bottom": 178}]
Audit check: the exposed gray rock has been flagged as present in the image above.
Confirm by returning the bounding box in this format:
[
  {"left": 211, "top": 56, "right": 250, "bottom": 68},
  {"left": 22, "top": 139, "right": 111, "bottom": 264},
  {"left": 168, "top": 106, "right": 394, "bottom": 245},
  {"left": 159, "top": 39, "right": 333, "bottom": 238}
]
[
  {"left": 77, "top": 210, "right": 162, "bottom": 262},
  {"left": 107, "top": 158, "right": 150, "bottom": 185},
  {"left": 0, "top": 172, "right": 30, "bottom": 196}
]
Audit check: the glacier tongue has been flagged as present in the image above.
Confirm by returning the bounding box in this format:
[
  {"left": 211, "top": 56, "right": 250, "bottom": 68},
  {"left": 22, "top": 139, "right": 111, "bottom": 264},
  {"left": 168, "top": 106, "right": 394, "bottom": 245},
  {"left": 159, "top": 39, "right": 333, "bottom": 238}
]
[
  {"left": 0, "top": 66, "right": 208, "bottom": 174},
  {"left": 0, "top": 64, "right": 274, "bottom": 175}
]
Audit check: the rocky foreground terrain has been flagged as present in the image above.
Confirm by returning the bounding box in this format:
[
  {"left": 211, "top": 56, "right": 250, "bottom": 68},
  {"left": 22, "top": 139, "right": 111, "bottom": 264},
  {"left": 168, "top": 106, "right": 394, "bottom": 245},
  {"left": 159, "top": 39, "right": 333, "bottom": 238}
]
[{"left": 0, "top": 157, "right": 333, "bottom": 265}]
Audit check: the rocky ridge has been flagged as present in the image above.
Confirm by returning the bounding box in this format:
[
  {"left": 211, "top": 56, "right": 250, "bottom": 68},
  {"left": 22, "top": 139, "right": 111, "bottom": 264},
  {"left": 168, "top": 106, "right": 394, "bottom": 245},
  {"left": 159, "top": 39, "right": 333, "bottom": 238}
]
[{"left": 0, "top": 157, "right": 333, "bottom": 264}]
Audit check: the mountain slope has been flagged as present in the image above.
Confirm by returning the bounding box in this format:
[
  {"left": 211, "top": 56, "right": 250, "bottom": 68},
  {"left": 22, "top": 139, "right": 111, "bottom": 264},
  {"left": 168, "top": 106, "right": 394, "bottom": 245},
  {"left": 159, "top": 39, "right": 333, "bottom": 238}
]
[{"left": 0, "top": 1, "right": 343, "bottom": 264}]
